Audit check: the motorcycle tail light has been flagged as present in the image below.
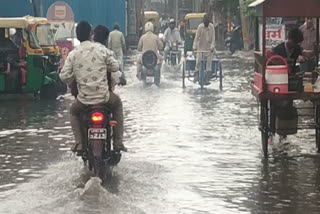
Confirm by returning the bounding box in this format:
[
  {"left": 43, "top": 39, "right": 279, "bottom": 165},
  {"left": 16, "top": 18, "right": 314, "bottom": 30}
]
[{"left": 91, "top": 112, "right": 104, "bottom": 123}]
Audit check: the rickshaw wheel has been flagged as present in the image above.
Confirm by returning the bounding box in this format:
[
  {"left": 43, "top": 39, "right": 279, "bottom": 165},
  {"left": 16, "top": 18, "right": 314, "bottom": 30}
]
[
  {"left": 219, "top": 62, "right": 223, "bottom": 91},
  {"left": 260, "top": 100, "right": 269, "bottom": 158},
  {"left": 199, "top": 61, "right": 205, "bottom": 89},
  {"left": 182, "top": 60, "right": 186, "bottom": 88},
  {"left": 315, "top": 104, "right": 320, "bottom": 152}
]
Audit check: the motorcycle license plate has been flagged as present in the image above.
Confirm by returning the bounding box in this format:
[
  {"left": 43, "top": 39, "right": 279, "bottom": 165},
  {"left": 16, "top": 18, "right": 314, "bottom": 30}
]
[
  {"left": 146, "top": 76, "right": 154, "bottom": 83},
  {"left": 88, "top": 128, "right": 107, "bottom": 140}
]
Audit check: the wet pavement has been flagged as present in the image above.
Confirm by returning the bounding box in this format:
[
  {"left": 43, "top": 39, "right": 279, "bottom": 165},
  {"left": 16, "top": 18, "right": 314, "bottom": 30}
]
[{"left": 1, "top": 52, "right": 320, "bottom": 213}]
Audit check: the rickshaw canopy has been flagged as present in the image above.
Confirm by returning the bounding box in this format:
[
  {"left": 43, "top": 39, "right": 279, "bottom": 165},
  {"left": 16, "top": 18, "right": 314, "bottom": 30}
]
[
  {"left": 144, "top": 11, "right": 159, "bottom": 18},
  {"left": 144, "top": 11, "right": 159, "bottom": 23},
  {"left": 0, "top": 17, "right": 30, "bottom": 29},
  {"left": 184, "top": 13, "right": 206, "bottom": 20},
  {"left": 249, "top": 0, "right": 320, "bottom": 17},
  {"left": 184, "top": 13, "right": 206, "bottom": 34}
]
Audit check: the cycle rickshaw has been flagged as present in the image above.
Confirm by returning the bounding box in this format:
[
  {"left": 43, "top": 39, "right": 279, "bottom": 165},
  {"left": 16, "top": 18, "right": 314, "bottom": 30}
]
[{"left": 250, "top": 0, "right": 320, "bottom": 158}]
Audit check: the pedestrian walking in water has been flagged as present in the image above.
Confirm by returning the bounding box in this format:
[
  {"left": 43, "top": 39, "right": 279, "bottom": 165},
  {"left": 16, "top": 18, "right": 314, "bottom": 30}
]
[{"left": 108, "top": 24, "right": 126, "bottom": 72}]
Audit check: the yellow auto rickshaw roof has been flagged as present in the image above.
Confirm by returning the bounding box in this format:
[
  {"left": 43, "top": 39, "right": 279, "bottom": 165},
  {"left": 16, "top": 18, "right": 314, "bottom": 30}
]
[
  {"left": 0, "top": 17, "right": 31, "bottom": 29},
  {"left": 185, "top": 13, "right": 206, "bottom": 20},
  {"left": 144, "top": 11, "right": 159, "bottom": 18}
]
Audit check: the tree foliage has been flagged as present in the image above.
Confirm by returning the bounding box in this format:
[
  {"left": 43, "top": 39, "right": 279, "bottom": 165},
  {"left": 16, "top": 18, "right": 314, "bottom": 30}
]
[{"left": 220, "top": 0, "right": 240, "bottom": 14}]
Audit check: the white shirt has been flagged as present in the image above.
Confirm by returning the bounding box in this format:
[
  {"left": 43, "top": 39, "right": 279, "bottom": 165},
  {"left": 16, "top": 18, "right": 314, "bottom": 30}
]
[
  {"left": 193, "top": 23, "right": 215, "bottom": 51},
  {"left": 108, "top": 29, "right": 126, "bottom": 56},
  {"left": 164, "top": 27, "right": 181, "bottom": 45},
  {"left": 60, "top": 41, "right": 119, "bottom": 105}
]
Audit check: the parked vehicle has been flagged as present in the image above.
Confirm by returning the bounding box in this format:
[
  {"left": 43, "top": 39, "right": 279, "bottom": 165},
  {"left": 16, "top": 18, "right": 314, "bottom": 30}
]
[
  {"left": 81, "top": 105, "right": 122, "bottom": 182},
  {"left": 0, "top": 17, "right": 62, "bottom": 98},
  {"left": 26, "top": 16, "right": 67, "bottom": 96},
  {"left": 141, "top": 50, "right": 161, "bottom": 86},
  {"left": 250, "top": 0, "right": 320, "bottom": 158},
  {"left": 225, "top": 26, "right": 243, "bottom": 54}
]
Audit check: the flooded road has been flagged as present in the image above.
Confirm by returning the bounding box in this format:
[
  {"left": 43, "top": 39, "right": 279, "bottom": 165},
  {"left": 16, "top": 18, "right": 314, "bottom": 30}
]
[{"left": 1, "top": 52, "right": 320, "bottom": 214}]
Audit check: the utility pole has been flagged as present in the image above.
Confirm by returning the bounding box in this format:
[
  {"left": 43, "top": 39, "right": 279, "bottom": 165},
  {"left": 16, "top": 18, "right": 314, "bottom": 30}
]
[
  {"left": 165, "top": 0, "right": 167, "bottom": 16},
  {"left": 40, "top": 0, "right": 43, "bottom": 17},
  {"left": 175, "top": 0, "right": 178, "bottom": 22},
  {"left": 31, "top": 0, "right": 38, "bottom": 17},
  {"left": 146, "top": 0, "right": 151, "bottom": 10},
  {"left": 239, "top": 0, "right": 249, "bottom": 50}
]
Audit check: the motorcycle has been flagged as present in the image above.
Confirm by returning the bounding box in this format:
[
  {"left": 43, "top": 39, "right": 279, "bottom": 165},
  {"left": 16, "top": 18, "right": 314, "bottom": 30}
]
[
  {"left": 141, "top": 50, "right": 161, "bottom": 86},
  {"left": 166, "top": 41, "right": 180, "bottom": 66},
  {"left": 80, "top": 106, "right": 121, "bottom": 182},
  {"left": 225, "top": 26, "right": 243, "bottom": 54}
]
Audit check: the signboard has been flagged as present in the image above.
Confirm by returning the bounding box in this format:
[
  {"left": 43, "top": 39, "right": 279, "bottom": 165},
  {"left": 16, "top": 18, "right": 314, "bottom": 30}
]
[
  {"left": 47, "top": 1, "right": 75, "bottom": 70},
  {"left": 54, "top": 5, "right": 67, "bottom": 19},
  {"left": 57, "top": 40, "right": 73, "bottom": 70},
  {"left": 259, "top": 17, "right": 286, "bottom": 50},
  {"left": 266, "top": 25, "right": 285, "bottom": 49},
  {"left": 46, "top": 1, "right": 74, "bottom": 22}
]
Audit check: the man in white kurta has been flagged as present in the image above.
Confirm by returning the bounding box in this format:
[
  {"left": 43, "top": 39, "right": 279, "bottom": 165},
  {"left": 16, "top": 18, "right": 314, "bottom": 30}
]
[{"left": 193, "top": 14, "right": 215, "bottom": 83}]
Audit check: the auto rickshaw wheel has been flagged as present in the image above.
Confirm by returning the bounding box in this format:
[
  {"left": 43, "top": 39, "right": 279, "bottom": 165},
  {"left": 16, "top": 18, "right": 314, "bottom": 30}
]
[{"left": 260, "top": 100, "right": 269, "bottom": 158}]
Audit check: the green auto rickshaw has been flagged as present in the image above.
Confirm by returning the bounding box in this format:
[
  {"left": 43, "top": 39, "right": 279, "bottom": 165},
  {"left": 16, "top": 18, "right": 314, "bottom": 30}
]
[
  {"left": 0, "top": 17, "right": 63, "bottom": 99},
  {"left": 184, "top": 13, "right": 206, "bottom": 54}
]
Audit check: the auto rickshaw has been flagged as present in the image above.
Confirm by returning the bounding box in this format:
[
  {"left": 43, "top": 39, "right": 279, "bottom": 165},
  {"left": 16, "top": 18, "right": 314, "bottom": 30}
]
[
  {"left": 0, "top": 17, "right": 62, "bottom": 99},
  {"left": 144, "top": 11, "right": 160, "bottom": 33},
  {"left": 184, "top": 13, "right": 205, "bottom": 54},
  {"left": 250, "top": 0, "right": 320, "bottom": 158},
  {"left": 25, "top": 16, "right": 60, "bottom": 74}
]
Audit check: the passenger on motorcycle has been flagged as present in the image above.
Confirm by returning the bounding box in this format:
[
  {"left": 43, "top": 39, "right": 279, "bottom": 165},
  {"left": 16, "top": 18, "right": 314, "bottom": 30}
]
[
  {"left": 163, "top": 18, "right": 182, "bottom": 62},
  {"left": 60, "top": 21, "right": 127, "bottom": 153},
  {"left": 136, "top": 22, "right": 163, "bottom": 79},
  {"left": 94, "top": 25, "right": 125, "bottom": 91}
]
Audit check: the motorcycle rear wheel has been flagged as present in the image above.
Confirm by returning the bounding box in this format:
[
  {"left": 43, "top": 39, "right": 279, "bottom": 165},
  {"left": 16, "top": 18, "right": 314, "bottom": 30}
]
[{"left": 93, "top": 157, "right": 106, "bottom": 182}]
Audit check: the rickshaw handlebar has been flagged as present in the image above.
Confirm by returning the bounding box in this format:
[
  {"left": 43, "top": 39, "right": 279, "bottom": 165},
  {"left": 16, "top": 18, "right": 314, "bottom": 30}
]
[{"left": 193, "top": 50, "right": 212, "bottom": 53}]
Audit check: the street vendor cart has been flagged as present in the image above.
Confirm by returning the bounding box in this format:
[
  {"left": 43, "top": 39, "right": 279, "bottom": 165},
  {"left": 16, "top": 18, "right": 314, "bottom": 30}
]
[{"left": 250, "top": 0, "right": 320, "bottom": 157}]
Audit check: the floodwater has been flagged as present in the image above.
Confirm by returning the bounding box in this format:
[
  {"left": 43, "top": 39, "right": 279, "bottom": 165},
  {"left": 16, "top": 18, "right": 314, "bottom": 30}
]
[{"left": 1, "top": 52, "right": 320, "bottom": 214}]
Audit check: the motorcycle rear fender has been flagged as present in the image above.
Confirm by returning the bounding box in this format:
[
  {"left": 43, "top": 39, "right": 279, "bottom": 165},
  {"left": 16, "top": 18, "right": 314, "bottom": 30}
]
[{"left": 89, "top": 139, "right": 104, "bottom": 159}]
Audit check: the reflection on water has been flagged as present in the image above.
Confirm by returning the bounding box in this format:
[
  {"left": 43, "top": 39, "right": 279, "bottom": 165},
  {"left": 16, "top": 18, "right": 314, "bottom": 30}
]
[{"left": 1, "top": 52, "right": 320, "bottom": 213}]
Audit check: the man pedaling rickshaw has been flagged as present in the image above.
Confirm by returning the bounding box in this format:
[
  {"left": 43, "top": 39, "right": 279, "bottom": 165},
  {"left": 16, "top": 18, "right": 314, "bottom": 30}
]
[{"left": 193, "top": 14, "right": 216, "bottom": 85}]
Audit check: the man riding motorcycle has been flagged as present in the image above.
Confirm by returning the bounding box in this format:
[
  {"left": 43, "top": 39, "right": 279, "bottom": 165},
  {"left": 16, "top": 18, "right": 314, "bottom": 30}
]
[
  {"left": 60, "top": 21, "right": 127, "bottom": 153},
  {"left": 136, "top": 22, "right": 163, "bottom": 79},
  {"left": 163, "top": 18, "right": 182, "bottom": 62}
]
